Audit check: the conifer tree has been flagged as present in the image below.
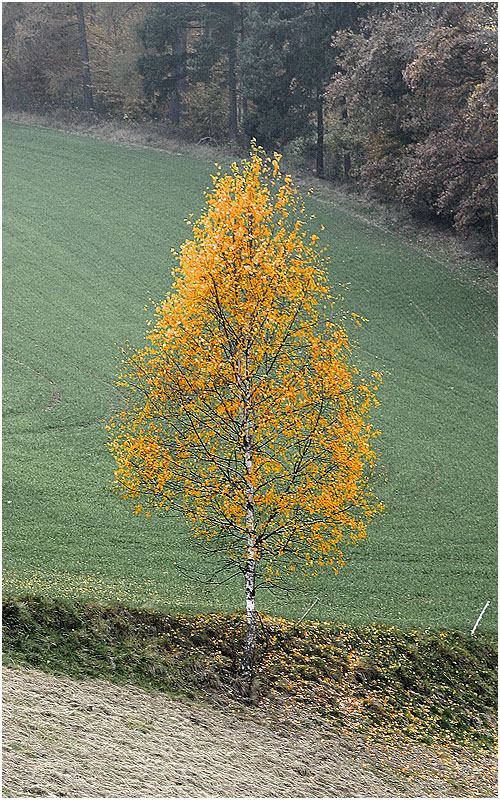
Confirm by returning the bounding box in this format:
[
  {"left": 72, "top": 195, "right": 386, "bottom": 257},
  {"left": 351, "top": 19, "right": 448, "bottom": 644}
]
[
  {"left": 192, "top": 2, "right": 241, "bottom": 141},
  {"left": 108, "top": 146, "right": 382, "bottom": 680},
  {"left": 138, "top": 2, "right": 195, "bottom": 125}
]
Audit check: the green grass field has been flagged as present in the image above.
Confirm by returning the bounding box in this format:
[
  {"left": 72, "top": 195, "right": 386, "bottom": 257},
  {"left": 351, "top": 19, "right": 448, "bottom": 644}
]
[{"left": 3, "top": 121, "right": 497, "bottom": 632}]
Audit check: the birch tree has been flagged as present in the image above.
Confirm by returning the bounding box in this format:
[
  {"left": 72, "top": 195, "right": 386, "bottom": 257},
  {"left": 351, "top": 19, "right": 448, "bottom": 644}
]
[{"left": 108, "top": 146, "right": 383, "bottom": 680}]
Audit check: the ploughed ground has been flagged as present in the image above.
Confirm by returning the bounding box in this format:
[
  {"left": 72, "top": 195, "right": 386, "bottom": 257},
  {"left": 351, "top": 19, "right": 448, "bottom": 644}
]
[{"left": 2, "top": 665, "right": 497, "bottom": 798}]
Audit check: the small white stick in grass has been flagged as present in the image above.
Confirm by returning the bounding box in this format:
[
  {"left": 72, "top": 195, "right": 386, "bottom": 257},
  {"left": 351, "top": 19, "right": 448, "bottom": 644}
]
[
  {"left": 296, "top": 597, "right": 320, "bottom": 627},
  {"left": 471, "top": 601, "right": 491, "bottom": 636}
]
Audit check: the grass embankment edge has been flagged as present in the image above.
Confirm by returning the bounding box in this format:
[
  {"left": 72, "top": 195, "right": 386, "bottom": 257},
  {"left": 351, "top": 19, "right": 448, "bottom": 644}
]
[{"left": 3, "top": 595, "right": 497, "bottom": 752}]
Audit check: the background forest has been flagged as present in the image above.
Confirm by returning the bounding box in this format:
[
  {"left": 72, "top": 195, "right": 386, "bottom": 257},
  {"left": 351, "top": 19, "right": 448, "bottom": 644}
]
[{"left": 3, "top": 2, "right": 497, "bottom": 252}]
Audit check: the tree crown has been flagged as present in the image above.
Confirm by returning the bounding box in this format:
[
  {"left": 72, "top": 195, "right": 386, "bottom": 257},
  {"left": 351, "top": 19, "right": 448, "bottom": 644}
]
[{"left": 108, "top": 145, "right": 383, "bottom": 585}]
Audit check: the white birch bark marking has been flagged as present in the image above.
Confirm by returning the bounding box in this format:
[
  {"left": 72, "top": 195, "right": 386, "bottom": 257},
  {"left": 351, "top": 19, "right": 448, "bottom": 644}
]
[{"left": 238, "top": 345, "right": 257, "bottom": 680}]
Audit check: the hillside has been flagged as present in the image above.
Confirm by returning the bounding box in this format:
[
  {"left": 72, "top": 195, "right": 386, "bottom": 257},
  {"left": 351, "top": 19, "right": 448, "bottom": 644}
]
[
  {"left": 3, "top": 597, "right": 496, "bottom": 743},
  {"left": 2, "top": 119, "right": 497, "bottom": 631},
  {"left": 2, "top": 118, "right": 497, "bottom": 799}
]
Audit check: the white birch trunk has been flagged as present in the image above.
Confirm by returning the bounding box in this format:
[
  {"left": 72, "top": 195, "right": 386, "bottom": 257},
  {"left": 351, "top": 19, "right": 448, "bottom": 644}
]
[
  {"left": 240, "top": 443, "right": 257, "bottom": 680},
  {"left": 238, "top": 345, "right": 257, "bottom": 681}
]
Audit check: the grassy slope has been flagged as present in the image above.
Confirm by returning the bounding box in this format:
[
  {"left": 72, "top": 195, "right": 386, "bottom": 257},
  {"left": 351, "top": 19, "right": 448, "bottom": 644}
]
[
  {"left": 2, "top": 121, "right": 497, "bottom": 631},
  {"left": 3, "top": 596, "right": 497, "bottom": 752}
]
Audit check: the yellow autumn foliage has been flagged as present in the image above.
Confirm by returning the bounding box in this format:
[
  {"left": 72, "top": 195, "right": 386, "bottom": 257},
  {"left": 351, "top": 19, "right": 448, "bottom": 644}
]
[{"left": 108, "top": 144, "right": 383, "bottom": 584}]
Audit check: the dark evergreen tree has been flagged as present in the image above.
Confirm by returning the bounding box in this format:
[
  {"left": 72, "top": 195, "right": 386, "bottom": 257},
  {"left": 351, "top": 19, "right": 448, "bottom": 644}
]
[
  {"left": 238, "top": 2, "right": 362, "bottom": 173},
  {"left": 238, "top": 3, "right": 308, "bottom": 150},
  {"left": 239, "top": 3, "right": 309, "bottom": 149},
  {"left": 138, "top": 3, "right": 199, "bottom": 126},
  {"left": 139, "top": 2, "right": 243, "bottom": 140},
  {"left": 292, "top": 3, "right": 361, "bottom": 177},
  {"left": 191, "top": 2, "right": 242, "bottom": 142}
]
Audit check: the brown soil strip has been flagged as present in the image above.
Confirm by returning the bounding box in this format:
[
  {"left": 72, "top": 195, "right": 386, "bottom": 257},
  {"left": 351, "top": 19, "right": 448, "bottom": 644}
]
[{"left": 2, "top": 666, "right": 496, "bottom": 798}]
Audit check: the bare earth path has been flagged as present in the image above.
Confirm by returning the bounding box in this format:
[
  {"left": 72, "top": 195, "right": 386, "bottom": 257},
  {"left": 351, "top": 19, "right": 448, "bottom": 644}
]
[{"left": 2, "top": 666, "right": 496, "bottom": 798}]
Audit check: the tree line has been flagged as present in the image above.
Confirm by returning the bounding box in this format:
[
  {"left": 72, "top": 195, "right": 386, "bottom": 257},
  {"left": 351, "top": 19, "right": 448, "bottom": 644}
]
[{"left": 3, "top": 2, "right": 497, "bottom": 247}]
